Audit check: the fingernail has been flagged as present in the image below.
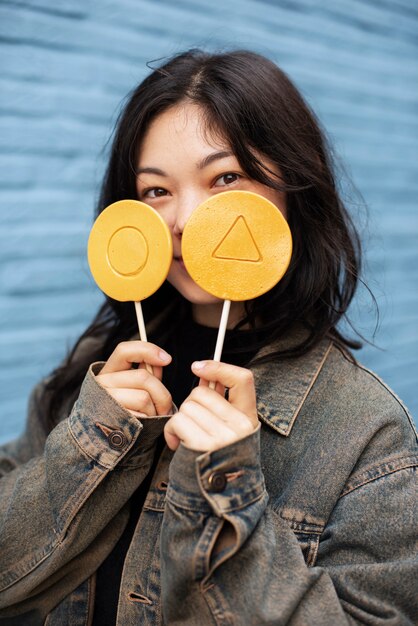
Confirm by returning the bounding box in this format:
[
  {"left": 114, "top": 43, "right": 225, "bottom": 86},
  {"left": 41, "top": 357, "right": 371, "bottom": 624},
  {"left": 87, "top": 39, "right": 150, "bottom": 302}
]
[
  {"left": 192, "top": 360, "right": 205, "bottom": 370},
  {"left": 159, "top": 350, "right": 171, "bottom": 362}
]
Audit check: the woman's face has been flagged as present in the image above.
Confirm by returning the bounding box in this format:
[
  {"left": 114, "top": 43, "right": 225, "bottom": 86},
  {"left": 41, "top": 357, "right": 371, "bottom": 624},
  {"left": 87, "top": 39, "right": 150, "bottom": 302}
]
[{"left": 135, "top": 102, "right": 286, "bottom": 324}]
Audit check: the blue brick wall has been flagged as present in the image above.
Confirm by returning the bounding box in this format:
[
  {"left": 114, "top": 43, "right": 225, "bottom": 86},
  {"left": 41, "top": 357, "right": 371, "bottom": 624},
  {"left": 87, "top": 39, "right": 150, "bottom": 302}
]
[{"left": 1, "top": 0, "right": 417, "bottom": 442}]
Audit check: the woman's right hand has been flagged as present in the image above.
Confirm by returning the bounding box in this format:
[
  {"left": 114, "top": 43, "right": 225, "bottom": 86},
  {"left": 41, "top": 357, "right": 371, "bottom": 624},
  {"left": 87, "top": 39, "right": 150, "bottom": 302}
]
[{"left": 95, "top": 341, "right": 173, "bottom": 418}]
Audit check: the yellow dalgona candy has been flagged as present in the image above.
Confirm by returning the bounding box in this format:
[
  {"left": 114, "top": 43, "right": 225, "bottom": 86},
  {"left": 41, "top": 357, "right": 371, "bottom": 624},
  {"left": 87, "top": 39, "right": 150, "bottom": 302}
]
[
  {"left": 87, "top": 200, "right": 172, "bottom": 301},
  {"left": 182, "top": 190, "right": 292, "bottom": 301}
]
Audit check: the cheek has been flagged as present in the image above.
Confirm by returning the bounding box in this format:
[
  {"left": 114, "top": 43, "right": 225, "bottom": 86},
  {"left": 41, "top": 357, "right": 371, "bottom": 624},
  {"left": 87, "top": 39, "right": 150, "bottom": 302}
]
[
  {"left": 135, "top": 180, "right": 142, "bottom": 201},
  {"left": 154, "top": 206, "right": 175, "bottom": 230},
  {"left": 277, "top": 196, "right": 287, "bottom": 220},
  {"left": 246, "top": 177, "right": 287, "bottom": 219},
  {"left": 259, "top": 187, "right": 287, "bottom": 220},
  {"left": 136, "top": 198, "right": 176, "bottom": 230}
]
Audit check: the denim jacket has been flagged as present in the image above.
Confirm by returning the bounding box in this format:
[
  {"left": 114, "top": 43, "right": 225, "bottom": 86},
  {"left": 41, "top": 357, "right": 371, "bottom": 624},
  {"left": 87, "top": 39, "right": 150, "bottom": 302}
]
[{"left": 0, "top": 335, "right": 417, "bottom": 625}]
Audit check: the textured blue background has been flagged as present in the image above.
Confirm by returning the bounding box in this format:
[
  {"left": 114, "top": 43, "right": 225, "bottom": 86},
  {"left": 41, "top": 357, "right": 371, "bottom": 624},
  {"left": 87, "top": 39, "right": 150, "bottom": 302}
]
[{"left": 1, "top": 0, "right": 417, "bottom": 442}]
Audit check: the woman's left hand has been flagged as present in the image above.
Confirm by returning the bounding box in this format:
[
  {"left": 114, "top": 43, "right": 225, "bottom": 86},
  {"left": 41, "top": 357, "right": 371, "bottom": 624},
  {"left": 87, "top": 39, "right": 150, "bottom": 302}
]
[{"left": 164, "top": 360, "right": 258, "bottom": 452}]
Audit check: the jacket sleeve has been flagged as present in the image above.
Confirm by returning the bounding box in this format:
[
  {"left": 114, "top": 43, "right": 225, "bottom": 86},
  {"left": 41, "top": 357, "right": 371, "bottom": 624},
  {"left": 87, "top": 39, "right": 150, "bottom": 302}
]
[
  {"left": 0, "top": 363, "right": 169, "bottom": 614},
  {"left": 160, "top": 427, "right": 418, "bottom": 625}
]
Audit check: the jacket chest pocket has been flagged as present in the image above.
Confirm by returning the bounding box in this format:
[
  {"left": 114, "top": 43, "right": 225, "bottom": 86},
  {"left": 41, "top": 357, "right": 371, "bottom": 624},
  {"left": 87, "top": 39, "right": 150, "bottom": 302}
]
[
  {"left": 293, "top": 531, "right": 320, "bottom": 567},
  {"left": 273, "top": 507, "right": 323, "bottom": 568}
]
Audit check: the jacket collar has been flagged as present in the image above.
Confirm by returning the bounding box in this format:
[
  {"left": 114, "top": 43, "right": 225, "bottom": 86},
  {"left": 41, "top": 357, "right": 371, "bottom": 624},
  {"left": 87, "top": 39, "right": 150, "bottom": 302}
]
[
  {"left": 147, "top": 308, "right": 333, "bottom": 438},
  {"left": 252, "top": 332, "right": 332, "bottom": 437}
]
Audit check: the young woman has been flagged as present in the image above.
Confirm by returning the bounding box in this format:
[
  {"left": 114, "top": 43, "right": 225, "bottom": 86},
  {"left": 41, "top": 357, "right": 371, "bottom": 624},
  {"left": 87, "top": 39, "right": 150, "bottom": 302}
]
[{"left": 0, "top": 49, "right": 416, "bottom": 625}]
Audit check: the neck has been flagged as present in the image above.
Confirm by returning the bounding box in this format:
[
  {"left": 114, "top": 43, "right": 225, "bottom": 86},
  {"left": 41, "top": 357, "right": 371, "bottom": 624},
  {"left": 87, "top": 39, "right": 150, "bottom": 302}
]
[{"left": 191, "top": 301, "right": 246, "bottom": 329}]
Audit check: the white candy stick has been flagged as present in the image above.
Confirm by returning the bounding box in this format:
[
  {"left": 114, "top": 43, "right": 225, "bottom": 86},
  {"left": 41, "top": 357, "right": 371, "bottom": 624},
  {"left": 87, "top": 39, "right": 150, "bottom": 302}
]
[
  {"left": 209, "top": 299, "right": 231, "bottom": 390},
  {"left": 134, "top": 301, "right": 153, "bottom": 375}
]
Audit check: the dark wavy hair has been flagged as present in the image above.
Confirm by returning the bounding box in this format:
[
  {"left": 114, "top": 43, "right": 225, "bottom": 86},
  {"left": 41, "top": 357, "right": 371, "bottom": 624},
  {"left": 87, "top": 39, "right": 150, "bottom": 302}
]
[{"left": 41, "top": 48, "right": 363, "bottom": 429}]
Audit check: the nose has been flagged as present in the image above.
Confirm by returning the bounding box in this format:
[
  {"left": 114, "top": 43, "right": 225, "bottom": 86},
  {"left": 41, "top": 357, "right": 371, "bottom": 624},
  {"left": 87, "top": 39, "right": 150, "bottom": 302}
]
[{"left": 172, "top": 192, "right": 207, "bottom": 237}]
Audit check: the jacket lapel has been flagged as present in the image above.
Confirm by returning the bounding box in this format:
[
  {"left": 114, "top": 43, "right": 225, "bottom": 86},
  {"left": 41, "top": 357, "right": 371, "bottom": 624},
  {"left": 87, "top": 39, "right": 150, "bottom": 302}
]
[{"left": 252, "top": 337, "right": 332, "bottom": 436}]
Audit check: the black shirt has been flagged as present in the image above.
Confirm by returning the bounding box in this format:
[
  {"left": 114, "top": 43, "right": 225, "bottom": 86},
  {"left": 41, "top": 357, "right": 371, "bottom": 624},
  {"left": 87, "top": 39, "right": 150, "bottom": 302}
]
[{"left": 92, "top": 316, "right": 258, "bottom": 624}]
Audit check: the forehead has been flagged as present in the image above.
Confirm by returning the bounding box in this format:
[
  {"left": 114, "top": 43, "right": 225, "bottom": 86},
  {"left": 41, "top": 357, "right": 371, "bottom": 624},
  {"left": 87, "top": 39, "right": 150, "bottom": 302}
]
[{"left": 138, "top": 103, "right": 230, "bottom": 163}]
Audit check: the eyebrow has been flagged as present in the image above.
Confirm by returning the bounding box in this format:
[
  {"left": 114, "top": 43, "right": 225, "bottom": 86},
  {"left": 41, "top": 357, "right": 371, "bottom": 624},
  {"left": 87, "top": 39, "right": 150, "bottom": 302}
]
[
  {"left": 136, "top": 166, "right": 167, "bottom": 177},
  {"left": 136, "top": 150, "right": 234, "bottom": 177},
  {"left": 197, "top": 150, "right": 234, "bottom": 170}
]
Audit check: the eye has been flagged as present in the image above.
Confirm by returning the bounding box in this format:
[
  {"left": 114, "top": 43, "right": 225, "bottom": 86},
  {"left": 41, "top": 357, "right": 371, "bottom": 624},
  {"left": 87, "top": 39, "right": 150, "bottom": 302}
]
[
  {"left": 141, "top": 187, "right": 168, "bottom": 199},
  {"left": 214, "top": 173, "right": 241, "bottom": 187}
]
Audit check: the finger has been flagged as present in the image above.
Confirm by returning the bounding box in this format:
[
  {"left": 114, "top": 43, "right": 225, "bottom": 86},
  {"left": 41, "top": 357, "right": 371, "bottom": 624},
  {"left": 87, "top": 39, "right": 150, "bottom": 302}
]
[
  {"left": 191, "top": 361, "right": 257, "bottom": 425},
  {"left": 139, "top": 363, "right": 163, "bottom": 381},
  {"left": 164, "top": 428, "right": 181, "bottom": 451},
  {"left": 101, "top": 341, "right": 171, "bottom": 375},
  {"left": 180, "top": 399, "right": 227, "bottom": 435},
  {"left": 110, "top": 388, "right": 157, "bottom": 417},
  {"left": 164, "top": 412, "right": 216, "bottom": 452},
  {"left": 180, "top": 399, "right": 245, "bottom": 439},
  {"left": 96, "top": 369, "right": 172, "bottom": 415},
  {"left": 184, "top": 389, "right": 255, "bottom": 435},
  {"left": 198, "top": 376, "right": 225, "bottom": 396}
]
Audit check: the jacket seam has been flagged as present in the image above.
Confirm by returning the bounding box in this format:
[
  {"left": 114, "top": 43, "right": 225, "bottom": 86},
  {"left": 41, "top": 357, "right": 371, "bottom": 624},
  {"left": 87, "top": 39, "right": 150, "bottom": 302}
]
[
  {"left": 67, "top": 421, "right": 111, "bottom": 469},
  {"left": 340, "top": 458, "right": 417, "bottom": 498},
  {"left": 286, "top": 341, "right": 333, "bottom": 435},
  {"left": 338, "top": 348, "right": 418, "bottom": 441},
  {"left": 0, "top": 537, "right": 58, "bottom": 591},
  {"left": 56, "top": 468, "right": 108, "bottom": 537},
  {"left": 166, "top": 488, "right": 266, "bottom": 514},
  {"left": 86, "top": 572, "right": 96, "bottom": 626},
  {"left": 257, "top": 340, "right": 333, "bottom": 437},
  {"left": 307, "top": 535, "right": 320, "bottom": 567},
  {"left": 278, "top": 513, "right": 324, "bottom": 534},
  {"left": 67, "top": 419, "right": 140, "bottom": 471}
]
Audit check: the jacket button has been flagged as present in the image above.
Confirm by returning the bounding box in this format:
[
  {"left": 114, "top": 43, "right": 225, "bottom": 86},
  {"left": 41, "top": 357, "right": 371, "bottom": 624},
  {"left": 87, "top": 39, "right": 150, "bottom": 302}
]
[
  {"left": 208, "top": 472, "right": 227, "bottom": 492},
  {"left": 107, "top": 430, "right": 127, "bottom": 450}
]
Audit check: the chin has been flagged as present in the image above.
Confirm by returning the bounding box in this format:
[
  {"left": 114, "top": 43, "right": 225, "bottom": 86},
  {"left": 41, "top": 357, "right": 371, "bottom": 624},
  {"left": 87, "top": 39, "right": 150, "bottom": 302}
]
[
  {"left": 185, "top": 292, "right": 221, "bottom": 305},
  {"left": 175, "top": 285, "right": 221, "bottom": 305},
  {"left": 167, "top": 274, "right": 221, "bottom": 306}
]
